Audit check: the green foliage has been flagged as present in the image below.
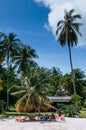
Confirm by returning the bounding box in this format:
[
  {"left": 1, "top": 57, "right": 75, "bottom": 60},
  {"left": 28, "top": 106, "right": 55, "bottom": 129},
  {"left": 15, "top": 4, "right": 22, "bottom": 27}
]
[
  {"left": 62, "top": 68, "right": 86, "bottom": 101},
  {"left": 73, "top": 69, "right": 85, "bottom": 97},
  {"left": 83, "top": 100, "right": 86, "bottom": 108},
  {"left": 0, "top": 32, "right": 38, "bottom": 109},
  {"left": 63, "top": 105, "right": 76, "bottom": 117},
  {"left": 71, "top": 94, "right": 82, "bottom": 107},
  {"left": 57, "top": 104, "right": 80, "bottom": 117},
  {"left": 0, "top": 67, "right": 20, "bottom": 105},
  {"left": 49, "top": 67, "right": 63, "bottom": 96},
  {"left": 0, "top": 100, "right": 6, "bottom": 113},
  {"left": 71, "top": 94, "right": 82, "bottom": 116},
  {"left": 0, "top": 30, "right": 86, "bottom": 112},
  {"left": 80, "top": 108, "right": 86, "bottom": 118}
]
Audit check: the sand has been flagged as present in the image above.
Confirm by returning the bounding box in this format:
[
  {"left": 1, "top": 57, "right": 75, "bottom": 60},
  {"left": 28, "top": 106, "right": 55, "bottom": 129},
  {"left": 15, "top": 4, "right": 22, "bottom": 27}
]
[{"left": 0, "top": 117, "right": 86, "bottom": 130}]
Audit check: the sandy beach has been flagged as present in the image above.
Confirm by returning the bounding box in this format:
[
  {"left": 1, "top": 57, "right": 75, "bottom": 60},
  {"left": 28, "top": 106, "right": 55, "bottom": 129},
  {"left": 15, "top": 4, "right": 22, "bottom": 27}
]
[{"left": 0, "top": 117, "right": 86, "bottom": 130}]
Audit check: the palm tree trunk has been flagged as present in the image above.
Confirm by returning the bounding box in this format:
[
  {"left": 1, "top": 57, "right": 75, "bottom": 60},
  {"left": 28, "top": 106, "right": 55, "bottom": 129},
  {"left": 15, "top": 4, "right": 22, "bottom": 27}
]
[
  {"left": 68, "top": 42, "right": 76, "bottom": 94},
  {"left": 38, "top": 106, "right": 40, "bottom": 116},
  {"left": 6, "top": 54, "right": 10, "bottom": 110}
]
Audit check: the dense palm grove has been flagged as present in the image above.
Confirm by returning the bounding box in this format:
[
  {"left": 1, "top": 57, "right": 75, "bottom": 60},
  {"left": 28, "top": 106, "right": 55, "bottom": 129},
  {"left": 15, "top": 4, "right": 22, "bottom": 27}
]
[
  {"left": 0, "top": 9, "right": 86, "bottom": 116},
  {"left": 0, "top": 32, "right": 86, "bottom": 111}
]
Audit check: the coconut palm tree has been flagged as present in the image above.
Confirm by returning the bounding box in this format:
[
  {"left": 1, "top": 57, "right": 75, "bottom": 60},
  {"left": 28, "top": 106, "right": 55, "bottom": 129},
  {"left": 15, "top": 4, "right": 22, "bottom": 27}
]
[
  {"left": 13, "top": 44, "right": 38, "bottom": 77},
  {"left": 56, "top": 9, "right": 82, "bottom": 94},
  {"left": 8, "top": 68, "right": 52, "bottom": 113},
  {"left": 0, "top": 32, "right": 6, "bottom": 65},
  {"left": 1, "top": 33, "right": 20, "bottom": 109},
  {"left": 0, "top": 32, "right": 5, "bottom": 75}
]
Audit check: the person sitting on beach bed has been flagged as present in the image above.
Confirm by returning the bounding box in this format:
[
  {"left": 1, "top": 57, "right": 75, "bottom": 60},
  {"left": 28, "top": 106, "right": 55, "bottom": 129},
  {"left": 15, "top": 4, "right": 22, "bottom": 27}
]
[
  {"left": 15, "top": 116, "right": 29, "bottom": 122},
  {"left": 60, "top": 114, "right": 65, "bottom": 121},
  {"left": 50, "top": 113, "right": 55, "bottom": 120},
  {"left": 54, "top": 113, "right": 59, "bottom": 121}
]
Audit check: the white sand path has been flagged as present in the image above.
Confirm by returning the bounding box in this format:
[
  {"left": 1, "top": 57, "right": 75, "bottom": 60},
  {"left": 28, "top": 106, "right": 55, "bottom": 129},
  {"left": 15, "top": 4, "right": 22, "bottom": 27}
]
[{"left": 0, "top": 117, "right": 86, "bottom": 130}]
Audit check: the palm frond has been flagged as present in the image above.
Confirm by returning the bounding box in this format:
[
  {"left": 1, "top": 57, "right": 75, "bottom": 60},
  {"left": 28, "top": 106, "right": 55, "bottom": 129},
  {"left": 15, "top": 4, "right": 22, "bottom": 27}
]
[
  {"left": 64, "top": 9, "right": 69, "bottom": 20},
  {"left": 56, "top": 25, "right": 63, "bottom": 35},
  {"left": 56, "top": 8, "right": 82, "bottom": 47},
  {"left": 8, "top": 84, "right": 26, "bottom": 93},
  {"left": 69, "top": 9, "right": 75, "bottom": 16},
  {"left": 73, "top": 14, "right": 82, "bottom": 20},
  {"left": 11, "top": 90, "right": 26, "bottom": 96},
  {"left": 7, "top": 85, "right": 17, "bottom": 93},
  {"left": 72, "top": 23, "right": 83, "bottom": 36},
  {"left": 15, "top": 94, "right": 27, "bottom": 106},
  {"left": 58, "top": 27, "right": 66, "bottom": 46},
  {"left": 57, "top": 20, "right": 65, "bottom": 27},
  {"left": 69, "top": 28, "right": 78, "bottom": 46}
]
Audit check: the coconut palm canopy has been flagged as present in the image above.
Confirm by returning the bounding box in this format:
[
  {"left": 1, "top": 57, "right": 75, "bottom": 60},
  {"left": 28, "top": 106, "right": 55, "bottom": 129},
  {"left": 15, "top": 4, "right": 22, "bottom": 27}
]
[{"left": 13, "top": 44, "right": 38, "bottom": 77}]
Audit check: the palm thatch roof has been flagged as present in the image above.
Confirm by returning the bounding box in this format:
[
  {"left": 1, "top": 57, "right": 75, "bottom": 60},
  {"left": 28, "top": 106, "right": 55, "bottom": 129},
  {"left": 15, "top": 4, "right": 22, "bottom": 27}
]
[{"left": 47, "top": 96, "right": 71, "bottom": 103}]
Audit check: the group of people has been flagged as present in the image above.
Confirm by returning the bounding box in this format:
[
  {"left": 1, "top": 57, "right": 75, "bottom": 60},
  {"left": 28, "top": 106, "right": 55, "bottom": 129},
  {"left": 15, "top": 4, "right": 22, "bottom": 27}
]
[{"left": 15, "top": 112, "right": 65, "bottom": 122}]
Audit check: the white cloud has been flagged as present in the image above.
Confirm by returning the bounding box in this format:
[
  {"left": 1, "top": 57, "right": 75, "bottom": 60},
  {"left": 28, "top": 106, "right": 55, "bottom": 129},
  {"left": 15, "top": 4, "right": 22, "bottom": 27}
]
[
  {"left": 34, "top": 0, "right": 86, "bottom": 46},
  {"left": 43, "top": 23, "right": 51, "bottom": 31}
]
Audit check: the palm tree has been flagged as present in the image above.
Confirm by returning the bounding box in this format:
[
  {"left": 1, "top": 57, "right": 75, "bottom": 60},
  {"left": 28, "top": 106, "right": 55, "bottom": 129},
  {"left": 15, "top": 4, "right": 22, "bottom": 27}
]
[
  {"left": 0, "top": 32, "right": 5, "bottom": 75},
  {"left": 56, "top": 9, "right": 82, "bottom": 94},
  {"left": 0, "top": 32, "right": 6, "bottom": 65},
  {"left": 13, "top": 44, "right": 38, "bottom": 77},
  {"left": 1, "top": 33, "right": 20, "bottom": 109},
  {"left": 8, "top": 68, "right": 52, "bottom": 113}
]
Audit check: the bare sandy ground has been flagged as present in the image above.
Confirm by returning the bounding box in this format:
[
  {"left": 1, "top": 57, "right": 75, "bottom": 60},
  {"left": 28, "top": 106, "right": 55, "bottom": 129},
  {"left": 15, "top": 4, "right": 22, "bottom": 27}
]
[{"left": 0, "top": 117, "right": 86, "bottom": 130}]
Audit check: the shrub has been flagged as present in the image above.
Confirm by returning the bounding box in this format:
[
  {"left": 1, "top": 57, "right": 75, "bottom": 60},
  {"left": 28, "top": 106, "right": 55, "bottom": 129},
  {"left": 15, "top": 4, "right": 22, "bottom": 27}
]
[{"left": 71, "top": 94, "right": 82, "bottom": 108}]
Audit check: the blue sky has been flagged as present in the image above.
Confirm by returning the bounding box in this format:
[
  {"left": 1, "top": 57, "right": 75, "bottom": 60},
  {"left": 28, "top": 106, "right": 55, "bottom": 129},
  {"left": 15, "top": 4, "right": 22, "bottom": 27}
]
[{"left": 0, "top": 0, "right": 86, "bottom": 74}]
